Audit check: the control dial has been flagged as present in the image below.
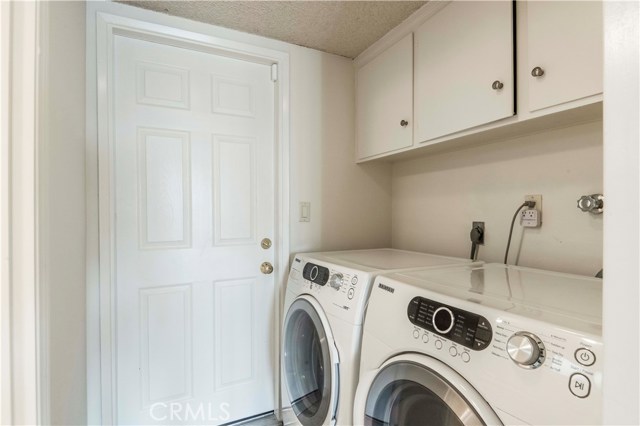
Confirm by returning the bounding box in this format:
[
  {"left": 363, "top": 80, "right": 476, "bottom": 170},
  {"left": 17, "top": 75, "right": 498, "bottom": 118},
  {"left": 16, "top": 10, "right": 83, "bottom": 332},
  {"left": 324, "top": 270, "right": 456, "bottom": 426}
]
[
  {"left": 328, "top": 273, "right": 344, "bottom": 291},
  {"left": 432, "top": 307, "right": 455, "bottom": 334},
  {"left": 507, "top": 332, "right": 545, "bottom": 369}
]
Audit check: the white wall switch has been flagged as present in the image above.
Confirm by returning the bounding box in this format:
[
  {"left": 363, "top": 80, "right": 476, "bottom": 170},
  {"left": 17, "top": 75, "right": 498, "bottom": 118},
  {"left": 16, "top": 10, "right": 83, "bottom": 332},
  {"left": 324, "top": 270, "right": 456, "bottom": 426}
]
[
  {"left": 521, "top": 209, "right": 541, "bottom": 227},
  {"left": 299, "top": 202, "right": 311, "bottom": 222}
]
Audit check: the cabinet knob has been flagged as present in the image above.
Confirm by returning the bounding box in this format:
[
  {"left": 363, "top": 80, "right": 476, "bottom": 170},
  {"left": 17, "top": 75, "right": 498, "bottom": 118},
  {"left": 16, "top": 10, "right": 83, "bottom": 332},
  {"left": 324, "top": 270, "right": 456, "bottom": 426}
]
[
  {"left": 492, "top": 80, "right": 504, "bottom": 90},
  {"left": 531, "top": 66, "right": 545, "bottom": 77},
  {"left": 400, "top": 119, "right": 409, "bottom": 127}
]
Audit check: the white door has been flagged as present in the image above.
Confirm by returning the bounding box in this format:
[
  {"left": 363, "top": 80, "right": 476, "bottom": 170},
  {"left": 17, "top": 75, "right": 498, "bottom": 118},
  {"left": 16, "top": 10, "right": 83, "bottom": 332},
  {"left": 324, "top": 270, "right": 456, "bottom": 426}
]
[{"left": 113, "top": 35, "right": 276, "bottom": 425}]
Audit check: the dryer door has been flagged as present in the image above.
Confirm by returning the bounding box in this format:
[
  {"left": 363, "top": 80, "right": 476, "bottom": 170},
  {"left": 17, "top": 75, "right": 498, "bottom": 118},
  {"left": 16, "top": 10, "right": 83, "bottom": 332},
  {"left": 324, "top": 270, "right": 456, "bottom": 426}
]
[
  {"left": 283, "top": 296, "right": 339, "bottom": 426},
  {"left": 362, "top": 354, "right": 501, "bottom": 426}
]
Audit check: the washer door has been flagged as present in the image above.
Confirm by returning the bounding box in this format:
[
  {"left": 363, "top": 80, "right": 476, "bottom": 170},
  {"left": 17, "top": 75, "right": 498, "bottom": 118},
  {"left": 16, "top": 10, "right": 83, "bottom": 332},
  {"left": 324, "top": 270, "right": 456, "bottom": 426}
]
[
  {"left": 363, "top": 354, "right": 501, "bottom": 426},
  {"left": 283, "top": 296, "right": 339, "bottom": 426}
]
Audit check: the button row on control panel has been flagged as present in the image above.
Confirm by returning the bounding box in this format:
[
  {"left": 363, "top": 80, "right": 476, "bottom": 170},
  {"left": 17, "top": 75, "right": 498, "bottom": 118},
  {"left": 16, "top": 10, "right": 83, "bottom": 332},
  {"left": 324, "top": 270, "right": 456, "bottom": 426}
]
[{"left": 412, "top": 329, "right": 470, "bottom": 363}]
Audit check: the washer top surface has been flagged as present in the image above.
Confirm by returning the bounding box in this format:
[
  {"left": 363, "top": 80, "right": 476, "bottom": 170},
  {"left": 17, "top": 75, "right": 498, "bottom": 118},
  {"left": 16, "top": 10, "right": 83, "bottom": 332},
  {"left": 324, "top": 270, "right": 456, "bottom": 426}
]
[
  {"left": 387, "top": 263, "right": 602, "bottom": 333},
  {"left": 303, "top": 248, "right": 473, "bottom": 272},
  {"left": 288, "top": 249, "right": 477, "bottom": 326}
]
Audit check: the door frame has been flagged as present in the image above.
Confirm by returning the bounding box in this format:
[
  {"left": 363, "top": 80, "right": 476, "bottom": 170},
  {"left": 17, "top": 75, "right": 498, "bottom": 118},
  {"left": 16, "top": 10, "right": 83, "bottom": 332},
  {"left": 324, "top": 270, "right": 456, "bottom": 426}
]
[{"left": 86, "top": 4, "right": 290, "bottom": 424}]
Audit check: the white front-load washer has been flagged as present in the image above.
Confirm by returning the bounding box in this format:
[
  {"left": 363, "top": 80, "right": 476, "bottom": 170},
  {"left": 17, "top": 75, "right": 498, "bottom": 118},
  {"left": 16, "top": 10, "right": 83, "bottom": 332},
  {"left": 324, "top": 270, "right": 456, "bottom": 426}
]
[
  {"left": 282, "top": 249, "right": 480, "bottom": 426},
  {"left": 354, "top": 263, "right": 603, "bottom": 425}
]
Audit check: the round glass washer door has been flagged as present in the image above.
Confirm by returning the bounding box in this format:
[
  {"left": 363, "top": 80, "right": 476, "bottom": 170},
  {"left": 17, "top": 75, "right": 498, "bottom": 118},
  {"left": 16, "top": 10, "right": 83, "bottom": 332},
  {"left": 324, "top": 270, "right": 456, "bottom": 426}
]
[
  {"left": 283, "top": 297, "right": 339, "bottom": 426},
  {"left": 364, "top": 355, "right": 502, "bottom": 426}
]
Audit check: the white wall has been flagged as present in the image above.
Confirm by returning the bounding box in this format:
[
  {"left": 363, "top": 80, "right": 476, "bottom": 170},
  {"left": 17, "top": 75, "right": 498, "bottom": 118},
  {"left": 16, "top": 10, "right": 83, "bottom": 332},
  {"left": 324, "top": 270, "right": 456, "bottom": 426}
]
[
  {"left": 289, "top": 50, "right": 392, "bottom": 254},
  {"left": 391, "top": 121, "right": 603, "bottom": 276},
  {"left": 43, "top": 2, "right": 86, "bottom": 424}
]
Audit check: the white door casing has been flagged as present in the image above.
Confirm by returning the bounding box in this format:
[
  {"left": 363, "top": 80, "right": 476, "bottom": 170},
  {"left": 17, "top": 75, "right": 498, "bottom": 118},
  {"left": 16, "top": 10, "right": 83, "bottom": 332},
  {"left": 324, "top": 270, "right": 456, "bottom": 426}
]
[{"left": 89, "top": 10, "right": 290, "bottom": 425}]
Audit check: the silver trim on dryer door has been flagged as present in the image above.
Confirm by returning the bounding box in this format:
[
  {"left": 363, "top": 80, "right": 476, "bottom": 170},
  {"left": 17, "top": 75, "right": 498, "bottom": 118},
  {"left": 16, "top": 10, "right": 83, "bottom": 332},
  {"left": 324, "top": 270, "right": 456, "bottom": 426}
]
[
  {"left": 283, "top": 297, "right": 339, "bottom": 426},
  {"left": 364, "top": 360, "right": 495, "bottom": 426}
]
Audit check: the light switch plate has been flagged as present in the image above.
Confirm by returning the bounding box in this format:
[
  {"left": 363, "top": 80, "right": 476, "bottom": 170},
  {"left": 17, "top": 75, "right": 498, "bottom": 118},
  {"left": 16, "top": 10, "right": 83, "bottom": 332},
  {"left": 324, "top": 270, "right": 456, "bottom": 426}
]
[{"left": 299, "top": 202, "right": 310, "bottom": 222}]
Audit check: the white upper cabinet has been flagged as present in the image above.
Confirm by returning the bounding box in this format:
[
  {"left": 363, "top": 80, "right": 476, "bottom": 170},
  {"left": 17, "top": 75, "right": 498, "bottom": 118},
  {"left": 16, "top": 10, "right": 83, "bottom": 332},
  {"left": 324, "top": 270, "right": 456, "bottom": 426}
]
[
  {"left": 414, "top": 1, "right": 514, "bottom": 143},
  {"left": 527, "top": 1, "right": 603, "bottom": 112},
  {"left": 356, "top": 33, "right": 413, "bottom": 160}
]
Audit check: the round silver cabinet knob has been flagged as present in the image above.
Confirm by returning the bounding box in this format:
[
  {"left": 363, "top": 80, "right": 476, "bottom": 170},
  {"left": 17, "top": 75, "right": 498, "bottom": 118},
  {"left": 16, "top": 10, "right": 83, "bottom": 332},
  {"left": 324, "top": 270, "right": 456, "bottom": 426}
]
[
  {"left": 531, "top": 66, "right": 545, "bottom": 77},
  {"left": 492, "top": 80, "right": 504, "bottom": 90},
  {"left": 400, "top": 119, "right": 409, "bottom": 127},
  {"left": 507, "top": 332, "right": 545, "bottom": 369},
  {"left": 328, "top": 272, "right": 344, "bottom": 290}
]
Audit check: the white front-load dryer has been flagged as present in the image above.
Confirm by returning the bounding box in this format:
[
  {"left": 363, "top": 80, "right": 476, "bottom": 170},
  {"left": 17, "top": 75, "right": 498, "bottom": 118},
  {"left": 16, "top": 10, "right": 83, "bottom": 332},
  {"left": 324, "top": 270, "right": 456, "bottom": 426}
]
[
  {"left": 282, "top": 249, "right": 480, "bottom": 426},
  {"left": 354, "top": 263, "right": 603, "bottom": 425}
]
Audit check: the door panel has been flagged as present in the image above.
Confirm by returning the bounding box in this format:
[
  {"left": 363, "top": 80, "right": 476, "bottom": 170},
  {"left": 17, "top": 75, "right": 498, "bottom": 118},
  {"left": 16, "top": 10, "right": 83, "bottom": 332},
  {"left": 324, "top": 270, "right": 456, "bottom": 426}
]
[
  {"left": 414, "top": 1, "right": 514, "bottom": 142},
  {"left": 356, "top": 33, "right": 413, "bottom": 160},
  {"left": 114, "top": 35, "right": 275, "bottom": 425},
  {"left": 527, "top": 1, "right": 603, "bottom": 111}
]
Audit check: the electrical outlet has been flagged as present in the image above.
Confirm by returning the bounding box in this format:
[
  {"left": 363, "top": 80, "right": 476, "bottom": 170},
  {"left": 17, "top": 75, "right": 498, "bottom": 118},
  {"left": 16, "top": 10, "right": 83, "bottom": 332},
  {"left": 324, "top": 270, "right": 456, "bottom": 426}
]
[
  {"left": 521, "top": 209, "right": 541, "bottom": 227},
  {"left": 523, "top": 194, "right": 542, "bottom": 227},
  {"left": 525, "top": 194, "right": 542, "bottom": 211}
]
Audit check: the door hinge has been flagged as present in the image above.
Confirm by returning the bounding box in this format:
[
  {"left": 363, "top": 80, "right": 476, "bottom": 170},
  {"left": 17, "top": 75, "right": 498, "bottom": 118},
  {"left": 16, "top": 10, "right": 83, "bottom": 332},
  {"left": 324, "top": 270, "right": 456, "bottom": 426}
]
[{"left": 271, "top": 63, "right": 278, "bottom": 82}]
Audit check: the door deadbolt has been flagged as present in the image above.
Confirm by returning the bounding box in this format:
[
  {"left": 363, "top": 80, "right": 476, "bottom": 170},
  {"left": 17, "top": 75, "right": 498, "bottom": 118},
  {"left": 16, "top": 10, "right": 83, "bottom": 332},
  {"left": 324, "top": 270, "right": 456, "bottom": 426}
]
[
  {"left": 260, "top": 262, "right": 274, "bottom": 275},
  {"left": 261, "top": 238, "right": 272, "bottom": 249}
]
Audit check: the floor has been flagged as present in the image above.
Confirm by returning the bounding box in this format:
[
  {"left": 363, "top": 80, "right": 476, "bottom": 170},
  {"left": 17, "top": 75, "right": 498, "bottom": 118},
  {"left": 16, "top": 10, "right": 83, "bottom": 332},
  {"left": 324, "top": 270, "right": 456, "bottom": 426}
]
[
  {"left": 233, "top": 413, "right": 281, "bottom": 426},
  {"left": 231, "top": 410, "right": 298, "bottom": 426}
]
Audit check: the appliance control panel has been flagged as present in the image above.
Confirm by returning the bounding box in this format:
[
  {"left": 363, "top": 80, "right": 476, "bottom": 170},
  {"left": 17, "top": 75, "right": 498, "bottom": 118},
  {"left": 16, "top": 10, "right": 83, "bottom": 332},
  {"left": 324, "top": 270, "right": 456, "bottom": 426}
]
[
  {"left": 289, "top": 258, "right": 364, "bottom": 320},
  {"left": 302, "top": 262, "right": 330, "bottom": 286},
  {"left": 407, "top": 297, "right": 492, "bottom": 351}
]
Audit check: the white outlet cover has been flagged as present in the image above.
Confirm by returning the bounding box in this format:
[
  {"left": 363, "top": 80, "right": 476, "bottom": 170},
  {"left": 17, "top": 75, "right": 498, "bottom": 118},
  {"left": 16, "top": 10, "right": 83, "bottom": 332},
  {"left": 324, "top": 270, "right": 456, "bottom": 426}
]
[{"left": 521, "top": 209, "right": 541, "bottom": 227}]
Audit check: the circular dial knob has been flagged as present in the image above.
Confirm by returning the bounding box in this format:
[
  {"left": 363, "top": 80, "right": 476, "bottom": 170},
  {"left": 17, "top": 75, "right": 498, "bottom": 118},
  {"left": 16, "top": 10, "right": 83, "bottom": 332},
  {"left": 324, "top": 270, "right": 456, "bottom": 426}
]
[
  {"left": 507, "top": 332, "right": 545, "bottom": 368},
  {"left": 432, "top": 307, "right": 455, "bottom": 334},
  {"left": 328, "top": 273, "right": 344, "bottom": 290}
]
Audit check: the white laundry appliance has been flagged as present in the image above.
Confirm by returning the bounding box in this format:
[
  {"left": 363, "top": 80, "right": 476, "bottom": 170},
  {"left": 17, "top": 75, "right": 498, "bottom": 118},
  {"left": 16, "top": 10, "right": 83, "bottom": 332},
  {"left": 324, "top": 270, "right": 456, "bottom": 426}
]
[
  {"left": 354, "top": 263, "right": 603, "bottom": 425},
  {"left": 282, "top": 249, "right": 479, "bottom": 426}
]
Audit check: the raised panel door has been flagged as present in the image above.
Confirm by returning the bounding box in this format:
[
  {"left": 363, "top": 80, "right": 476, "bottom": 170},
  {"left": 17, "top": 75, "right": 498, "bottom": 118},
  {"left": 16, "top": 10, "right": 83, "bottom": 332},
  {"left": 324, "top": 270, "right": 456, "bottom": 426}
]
[{"left": 114, "top": 35, "right": 275, "bottom": 425}]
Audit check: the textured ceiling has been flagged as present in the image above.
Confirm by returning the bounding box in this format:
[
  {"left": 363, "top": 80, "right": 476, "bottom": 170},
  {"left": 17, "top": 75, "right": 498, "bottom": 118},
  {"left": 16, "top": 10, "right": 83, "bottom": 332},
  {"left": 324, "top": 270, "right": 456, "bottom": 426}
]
[{"left": 120, "top": 1, "right": 427, "bottom": 58}]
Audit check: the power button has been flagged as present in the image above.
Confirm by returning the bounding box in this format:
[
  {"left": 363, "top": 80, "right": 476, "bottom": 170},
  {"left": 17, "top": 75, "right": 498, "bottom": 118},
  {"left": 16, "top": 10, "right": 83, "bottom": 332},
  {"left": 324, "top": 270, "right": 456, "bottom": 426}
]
[{"left": 575, "top": 348, "right": 596, "bottom": 367}]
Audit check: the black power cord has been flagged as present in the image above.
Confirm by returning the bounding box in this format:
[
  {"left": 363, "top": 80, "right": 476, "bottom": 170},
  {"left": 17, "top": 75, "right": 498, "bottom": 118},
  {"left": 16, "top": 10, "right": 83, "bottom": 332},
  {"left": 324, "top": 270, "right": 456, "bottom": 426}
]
[{"left": 504, "top": 201, "right": 536, "bottom": 264}]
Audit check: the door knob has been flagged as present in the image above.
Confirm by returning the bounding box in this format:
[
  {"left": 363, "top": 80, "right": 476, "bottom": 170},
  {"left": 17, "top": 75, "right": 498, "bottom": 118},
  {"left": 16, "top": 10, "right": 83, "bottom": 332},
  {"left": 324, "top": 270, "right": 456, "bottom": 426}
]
[
  {"left": 260, "top": 262, "right": 274, "bottom": 274},
  {"left": 531, "top": 66, "right": 545, "bottom": 77},
  {"left": 492, "top": 80, "right": 504, "bottom": 90},
  {"left": 400, "top": 119, "right": 409, "bottom": 127},
  {"left": 261, "top": 238, "right": 272, "bottom": 249}
]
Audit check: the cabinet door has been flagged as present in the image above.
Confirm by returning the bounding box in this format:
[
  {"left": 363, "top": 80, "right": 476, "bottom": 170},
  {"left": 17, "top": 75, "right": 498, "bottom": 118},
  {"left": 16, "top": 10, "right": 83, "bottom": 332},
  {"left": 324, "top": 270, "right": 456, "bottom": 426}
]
[
  {"left": 527, "top": 1, "right": 603, "bottom": 112},
  {"left": 356, "top": 34, "right": 413, "bottom": 160},
  {"left": 414, "top": 1, "right": 514, "bottom": 142}
]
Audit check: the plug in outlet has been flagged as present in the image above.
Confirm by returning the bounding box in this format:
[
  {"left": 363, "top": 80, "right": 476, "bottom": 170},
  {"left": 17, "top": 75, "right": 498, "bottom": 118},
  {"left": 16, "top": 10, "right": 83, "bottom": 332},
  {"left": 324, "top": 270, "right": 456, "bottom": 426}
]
[{"left": 522, "top": 194, "right": 542, "bottom": 227}]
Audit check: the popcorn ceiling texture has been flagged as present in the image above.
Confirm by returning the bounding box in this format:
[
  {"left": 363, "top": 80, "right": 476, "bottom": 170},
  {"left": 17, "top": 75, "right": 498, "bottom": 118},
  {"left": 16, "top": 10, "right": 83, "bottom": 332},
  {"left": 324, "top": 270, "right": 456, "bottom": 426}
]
[{"left": 121, "top": 1, "right": 427, "bottom": 58}]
